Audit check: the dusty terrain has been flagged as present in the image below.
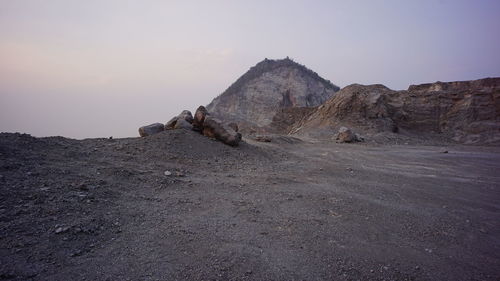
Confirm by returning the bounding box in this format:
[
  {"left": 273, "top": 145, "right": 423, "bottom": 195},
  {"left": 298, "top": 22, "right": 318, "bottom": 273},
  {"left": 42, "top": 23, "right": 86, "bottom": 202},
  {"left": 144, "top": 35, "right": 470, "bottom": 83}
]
[{"left": 1, "top": 130, "right": 499, "bottom": 280}]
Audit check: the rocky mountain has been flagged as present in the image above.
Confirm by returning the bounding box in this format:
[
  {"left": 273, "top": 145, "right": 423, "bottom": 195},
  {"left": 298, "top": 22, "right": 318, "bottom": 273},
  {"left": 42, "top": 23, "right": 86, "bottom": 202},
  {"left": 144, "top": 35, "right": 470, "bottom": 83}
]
[
  {"left": 206, "top": 58, "right": 339, "bottom": 132},
  {"left": 271, "top": 77, "right": 500, "bottom": 144}
]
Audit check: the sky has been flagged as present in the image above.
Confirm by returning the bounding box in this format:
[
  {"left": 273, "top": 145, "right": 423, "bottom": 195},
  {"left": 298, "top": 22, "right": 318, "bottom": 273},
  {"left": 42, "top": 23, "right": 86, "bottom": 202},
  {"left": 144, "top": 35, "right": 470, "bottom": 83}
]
[{"left": 1, "top": 0, "right": 499, "bottom": 139}]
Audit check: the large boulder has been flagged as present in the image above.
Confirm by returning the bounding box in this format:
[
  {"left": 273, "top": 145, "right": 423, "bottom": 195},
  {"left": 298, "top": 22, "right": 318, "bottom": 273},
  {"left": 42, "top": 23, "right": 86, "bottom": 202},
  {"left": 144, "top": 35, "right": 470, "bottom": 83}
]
[
  {"left": 139, "top": 123, "right": 164, "bottom": 137},
  {"left": 192, "top": 106, "right": 209, "bottom": 132},
  {"left": 174, "top": 118, "right": 192, "bottom": 130},
  {"left": 165, "top": 110, "right": 193, "bottom": 130},
  {"left": 335, "top": 127, "right": 358, "bottom": 143},
  {"left": 202, "top": 116, "right": 242, "bottom": 146},
  {"left": 178, "top": 110, "right": 194, "bottom": 124}
]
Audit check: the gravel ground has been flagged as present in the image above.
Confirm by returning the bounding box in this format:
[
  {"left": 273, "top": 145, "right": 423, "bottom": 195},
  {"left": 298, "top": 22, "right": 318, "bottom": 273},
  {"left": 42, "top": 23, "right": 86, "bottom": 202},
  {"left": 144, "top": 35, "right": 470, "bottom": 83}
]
[{"left": 0, "top": 130, "right": 499, "bottom": 280}]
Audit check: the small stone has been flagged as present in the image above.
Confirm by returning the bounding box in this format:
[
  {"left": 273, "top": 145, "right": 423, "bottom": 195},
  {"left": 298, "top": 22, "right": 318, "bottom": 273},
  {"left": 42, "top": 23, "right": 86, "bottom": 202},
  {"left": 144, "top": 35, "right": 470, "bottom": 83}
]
[
  {"left": 442, "top": 150, "right": 449, "bottom": 153},
  {"left": 70, "top": 250, "right": 83, "bottom": 257},
  {"left": 55, "top": 226, "right": 69, "bottom": 234},
  {"left": 164, "top": 171, "right": 172, "bottom": 176}
]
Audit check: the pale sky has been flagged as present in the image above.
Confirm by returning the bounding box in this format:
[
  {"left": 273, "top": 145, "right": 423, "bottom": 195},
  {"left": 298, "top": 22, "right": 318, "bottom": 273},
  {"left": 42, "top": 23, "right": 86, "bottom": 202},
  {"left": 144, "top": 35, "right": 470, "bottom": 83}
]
[{"left": 1, "top": 0, "right": 499, "bottom": 139}]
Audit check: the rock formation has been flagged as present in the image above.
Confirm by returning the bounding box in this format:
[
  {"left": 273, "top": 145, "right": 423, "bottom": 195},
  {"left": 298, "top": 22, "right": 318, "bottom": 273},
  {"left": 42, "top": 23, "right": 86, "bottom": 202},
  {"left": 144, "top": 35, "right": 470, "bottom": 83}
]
[
  {"left": 160, "top": 106, "right": 241, "bottom": 146},
  {"left": 206, "top": 58, "right": 340, "bottom": 132},
  {"left": 271, "top": 78, "right": 500, "bottom": 144}
]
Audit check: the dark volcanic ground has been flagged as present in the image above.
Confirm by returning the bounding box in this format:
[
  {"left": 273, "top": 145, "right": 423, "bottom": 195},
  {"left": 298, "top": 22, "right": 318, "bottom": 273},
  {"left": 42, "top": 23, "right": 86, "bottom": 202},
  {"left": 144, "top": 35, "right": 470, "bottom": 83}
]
[{"left": 0, "top": 130, "right": 499, "bottom": 281}]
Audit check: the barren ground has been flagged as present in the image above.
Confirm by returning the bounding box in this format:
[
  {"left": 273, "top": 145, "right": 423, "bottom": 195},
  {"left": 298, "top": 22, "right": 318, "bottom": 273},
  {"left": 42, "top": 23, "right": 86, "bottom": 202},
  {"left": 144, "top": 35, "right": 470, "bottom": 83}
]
[{"left": 1, "top": 130, "right": 499, "bottom": 280}]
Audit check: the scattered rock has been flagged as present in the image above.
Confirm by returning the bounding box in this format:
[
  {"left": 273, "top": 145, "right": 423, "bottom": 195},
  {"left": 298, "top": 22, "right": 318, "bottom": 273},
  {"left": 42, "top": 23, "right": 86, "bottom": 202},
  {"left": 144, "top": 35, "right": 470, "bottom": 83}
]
[
  {"left": 54, "top": 226, "right": 70, "bottom": 234},
  {"left": 139, "top": 123, "right": 164, "bottom": 137},
  {"left": 164, "top": 171, "right": 172, "bottom": 176},
  {"left": 335, "top": 127, "right": 356, "bottom": 143},
  {"left": 164, "top": 116, "right": 178, "bottom": 130},
  {"left": 174, "top": 118, "right": 192, "bottom": 130},
  {"left": 442, "top": 150, "right": 449, "bottom": 153},
  {"left": 355, "top": 133, "right": 364, "bottom": 142},
  {"left": 202, "top": 116, "right": 242, "bottom": 146},
  {"left": 165, "top": 110, "right": 194, "bottom": 130},
  {"left": 192, "top": 106, "right": 209, "bottom": 132},
  {"left": 178, "top": 110, "right": 194, "bottom": 123}
]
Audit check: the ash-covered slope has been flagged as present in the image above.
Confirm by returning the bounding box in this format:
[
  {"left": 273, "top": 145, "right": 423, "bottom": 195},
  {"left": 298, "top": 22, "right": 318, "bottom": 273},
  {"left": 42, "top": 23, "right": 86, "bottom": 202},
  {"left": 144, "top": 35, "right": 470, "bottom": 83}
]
[
  {"left": 206, "top": 58, "right": 339, "bottom": 131},
  {"left": 276, "top": 77, "right": 500, "bottom": 144}
]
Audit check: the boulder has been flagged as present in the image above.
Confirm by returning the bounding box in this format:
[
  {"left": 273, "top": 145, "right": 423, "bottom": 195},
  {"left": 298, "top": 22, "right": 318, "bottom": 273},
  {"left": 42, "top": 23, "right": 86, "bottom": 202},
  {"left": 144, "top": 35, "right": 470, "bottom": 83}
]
[
  {"left": 139, "top": 123, "right": 164, "bottom": 137},
  {"left": 179, "top": 110, "right": 194, "bottom": 124},
  {"left": 335, "top": 127, "right": 356, "bottom": 143},
  {"left": 202, "top": 116, "right": 242, "bottom": 146},
  {"left": 174, "top": 118, "right": 192, "bottom": 130},
  {"left": 165, "top": 110, "right": 194, "bottom": 130},
  {"left": 193, "top": 106, "right": 209, "bottom": 132},
  {"left": 164, "top": 116, "right": 178, "bottom": 130}
]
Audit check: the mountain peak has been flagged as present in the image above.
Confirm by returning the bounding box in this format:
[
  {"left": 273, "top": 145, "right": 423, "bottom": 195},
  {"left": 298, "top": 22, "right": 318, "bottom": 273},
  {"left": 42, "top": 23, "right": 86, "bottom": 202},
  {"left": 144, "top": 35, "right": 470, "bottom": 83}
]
[{"left": 206, "top": 58, "right": 339, "bottom": 131}]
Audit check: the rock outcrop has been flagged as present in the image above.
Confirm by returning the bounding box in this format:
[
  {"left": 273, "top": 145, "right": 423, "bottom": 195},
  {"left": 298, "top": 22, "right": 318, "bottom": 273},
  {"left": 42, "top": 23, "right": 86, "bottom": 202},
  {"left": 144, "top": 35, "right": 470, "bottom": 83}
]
[
  {"left": 273, "top": 78, "right": 500, "bottom": 144},
  {"left": 206, "top": 58, "right": 339, "bottom": 132},
  {"left": 138, "top": 123, "right": 164, "bottom": 137}
]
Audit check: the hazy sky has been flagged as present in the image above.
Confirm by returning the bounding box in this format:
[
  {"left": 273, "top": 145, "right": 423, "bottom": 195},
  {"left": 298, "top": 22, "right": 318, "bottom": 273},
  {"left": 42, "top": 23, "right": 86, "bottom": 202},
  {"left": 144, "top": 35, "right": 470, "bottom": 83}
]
[{"left": 1, "top": 0, "right": 499, "bottom": 138}]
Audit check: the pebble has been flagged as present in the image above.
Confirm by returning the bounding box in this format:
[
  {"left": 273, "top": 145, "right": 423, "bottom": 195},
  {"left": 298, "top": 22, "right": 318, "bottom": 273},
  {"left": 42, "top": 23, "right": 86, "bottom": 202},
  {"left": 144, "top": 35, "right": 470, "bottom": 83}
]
[
  {"left": 164, "top": 171, "right": 172, "bottom": 176},
  {"left": 54, "top": 226, "right": 70, "bottom": 234}
]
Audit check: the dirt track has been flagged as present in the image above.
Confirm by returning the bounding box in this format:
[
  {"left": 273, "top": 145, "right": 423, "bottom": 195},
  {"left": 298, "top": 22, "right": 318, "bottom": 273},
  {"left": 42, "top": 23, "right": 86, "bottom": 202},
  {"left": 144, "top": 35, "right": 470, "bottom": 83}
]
[{"left": 1, "top": 130, "right": 499, "bottom": 280}]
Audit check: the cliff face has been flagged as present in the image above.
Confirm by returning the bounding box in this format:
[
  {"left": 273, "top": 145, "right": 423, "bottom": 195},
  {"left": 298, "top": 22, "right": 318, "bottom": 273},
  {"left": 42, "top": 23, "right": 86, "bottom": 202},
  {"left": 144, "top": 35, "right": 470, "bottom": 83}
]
[
  {"left": 206, "top": 58, "right": 339, "bottom": 130},
  {"left": 275, "top": 78, "right": 500, "bottom": 144}
]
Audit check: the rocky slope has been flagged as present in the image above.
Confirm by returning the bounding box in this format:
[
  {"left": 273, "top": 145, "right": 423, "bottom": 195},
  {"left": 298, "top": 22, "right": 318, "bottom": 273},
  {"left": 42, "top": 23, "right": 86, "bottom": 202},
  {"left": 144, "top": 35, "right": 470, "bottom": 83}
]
[
  {"left": 274, "top": 78, "right": 500, "bottom": 145},
  {"left": 206, "top": 58, "right": 339, "bottom": 132},
  {"left": 1, "top": 131, "right": 500, "bottom": 280}
]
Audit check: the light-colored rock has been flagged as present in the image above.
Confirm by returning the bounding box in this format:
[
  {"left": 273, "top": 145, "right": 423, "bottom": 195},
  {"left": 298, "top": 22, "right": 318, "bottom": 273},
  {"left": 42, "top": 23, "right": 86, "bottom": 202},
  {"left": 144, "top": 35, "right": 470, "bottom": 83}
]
[
  {"left": 206, "top": 58, "right": 339, "bottom": 131},
  {"left": 139, "top": 123, "right": 164, "bottom": 137},
  {"left": 336, "top": 127, "right": 356, "bottom": 143},
  {"left": 280, "top": 78, "right": 500, "bottom": 145}
]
